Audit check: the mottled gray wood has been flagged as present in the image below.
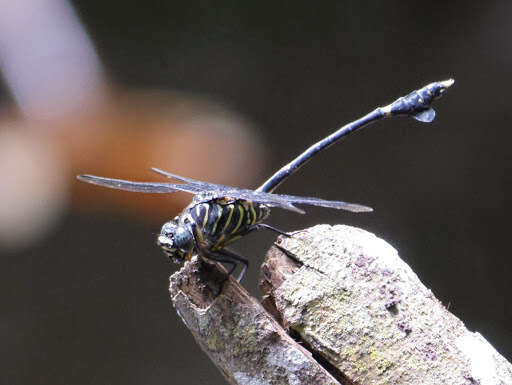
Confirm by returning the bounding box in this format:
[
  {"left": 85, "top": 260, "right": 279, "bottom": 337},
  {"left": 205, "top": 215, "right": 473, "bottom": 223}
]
[
  {"left": 259, "top": 224, "right": 512, "bottom": 385},
  {"left": 169, "top": 256, "right": 343, "bottom": 385}
]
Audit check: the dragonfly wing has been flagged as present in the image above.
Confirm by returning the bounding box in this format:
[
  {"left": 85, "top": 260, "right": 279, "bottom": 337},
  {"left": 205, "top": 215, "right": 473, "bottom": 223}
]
[
  {"left": 276, "top": 194, "right": 373, "bottom": 213},
  {"left": 149, "top": 168, "right": 371, "bottom": 213},
  {"left": 192, "top": 188, "right": 305, "bottom": 213},
  {"left": 151, "top": 168, "right": 206, "bottom": 185},
  {"left": 151, "top": 168, "right": 289, "bottom": 208},
  {"left": 151, "top": 167, "right": 237, "bottom": 193},
  {"left": 77, "top": 175, "right": 203, "bottom": 195},
  {"left": 223, "top": 189, "right": 306, "bottom": 213},
  {"left": 199, "top": 188, "right": 371, "bottom": 214}
]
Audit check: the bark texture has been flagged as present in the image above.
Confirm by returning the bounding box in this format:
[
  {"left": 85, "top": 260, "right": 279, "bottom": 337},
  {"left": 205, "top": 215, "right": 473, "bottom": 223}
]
[
  {"left": 260, "top": 224, "right": 512, "bottom": 385},
  {"left": 169, "top": 256, "right": 343, "bottom": 385}
]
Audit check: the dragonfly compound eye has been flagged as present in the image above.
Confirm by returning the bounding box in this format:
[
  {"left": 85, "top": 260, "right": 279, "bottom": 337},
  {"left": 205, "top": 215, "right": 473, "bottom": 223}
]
[
  {"left": 157, "top": 221, "right": 193, "bottom": 263},
  {"left": 173, "top": 226, "right": 194, "bottom": 252}
]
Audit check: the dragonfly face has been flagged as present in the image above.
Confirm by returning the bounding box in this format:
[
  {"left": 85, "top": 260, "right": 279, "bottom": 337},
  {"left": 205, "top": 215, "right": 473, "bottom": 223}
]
[{"left": 157, "top": 220, "right": 194, "bottom": 264}]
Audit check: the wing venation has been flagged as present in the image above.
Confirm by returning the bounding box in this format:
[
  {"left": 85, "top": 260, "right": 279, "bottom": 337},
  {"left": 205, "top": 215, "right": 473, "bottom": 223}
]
[
  {"left": 77, "top": 170, "right": 373, "bottom": 214},
  {"left": 76, "top": 175, "right": 200, "bottom": 194},
  {"left": 152, "top": 167, "right": 372, "bottom": 213}
]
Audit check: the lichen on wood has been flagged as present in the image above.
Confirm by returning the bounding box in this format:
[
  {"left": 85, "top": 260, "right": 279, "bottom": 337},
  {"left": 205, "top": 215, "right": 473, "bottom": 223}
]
[
  {"left": 259, "top": 224, "right": 512, "bottom": 385},
  {"left": 169, "top": 256, "right": 343, "bottom": 385}
]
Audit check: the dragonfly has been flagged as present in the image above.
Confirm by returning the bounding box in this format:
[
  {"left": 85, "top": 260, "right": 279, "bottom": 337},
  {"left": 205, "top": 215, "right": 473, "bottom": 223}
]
[{"left": 78, "top": 79, "right": 453, "bottom": 283}]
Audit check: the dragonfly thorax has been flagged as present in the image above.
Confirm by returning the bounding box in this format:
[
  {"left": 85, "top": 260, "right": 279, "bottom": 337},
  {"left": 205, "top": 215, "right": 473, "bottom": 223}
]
[{"left": 157, "top": 219, "right": 194, "bottom": 264}]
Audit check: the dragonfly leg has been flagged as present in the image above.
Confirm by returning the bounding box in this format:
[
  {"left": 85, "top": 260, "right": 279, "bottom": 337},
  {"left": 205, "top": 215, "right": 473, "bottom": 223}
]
[
  {"left": 200, "top": 249, "right": 238, "bottom": 295},
  {"left": 217, "top": 248, "right": 249, "bottom": 283},
  {"left": 202, "top": 250, "right": 238, "bottom": 277},
  {"left": 247, "top": 223, "right": 291, "bottom": 238},
  {"left": 203, "top": 247, "right": 250, "bottom": 283}
]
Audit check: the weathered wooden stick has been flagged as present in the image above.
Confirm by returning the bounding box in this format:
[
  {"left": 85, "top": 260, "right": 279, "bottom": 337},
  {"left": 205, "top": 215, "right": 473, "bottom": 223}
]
[
  {"left": 259, "top": 225, "right": 512, "bottom": 385},
  {"left": 169, "top": 256, "right": 344, "bottom": 385}
]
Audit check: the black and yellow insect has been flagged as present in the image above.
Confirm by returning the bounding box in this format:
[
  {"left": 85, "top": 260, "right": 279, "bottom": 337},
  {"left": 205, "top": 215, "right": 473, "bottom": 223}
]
[
  {"left": 78, "top": 79, "right": 453, "bottom": 282},
  {"left": 77, "top": 168, "right": 369, "bottom": 280}
]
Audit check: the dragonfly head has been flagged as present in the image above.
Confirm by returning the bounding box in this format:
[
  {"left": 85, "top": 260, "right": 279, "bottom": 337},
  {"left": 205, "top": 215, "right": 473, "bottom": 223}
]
[{"left": 157, "top": 220, "right": 194, "bottom": 264}]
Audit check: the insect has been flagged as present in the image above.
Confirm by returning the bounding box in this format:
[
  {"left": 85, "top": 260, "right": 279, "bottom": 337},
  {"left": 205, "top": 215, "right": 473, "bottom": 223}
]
[{"left": 78, "top": 79, "right": 453, "bottom": 283}]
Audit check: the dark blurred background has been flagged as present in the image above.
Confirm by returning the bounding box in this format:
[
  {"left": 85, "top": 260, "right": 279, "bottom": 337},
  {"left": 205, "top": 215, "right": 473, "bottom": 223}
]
[{"left": 1, "top": 1, "right": 510, "bottom": 384}]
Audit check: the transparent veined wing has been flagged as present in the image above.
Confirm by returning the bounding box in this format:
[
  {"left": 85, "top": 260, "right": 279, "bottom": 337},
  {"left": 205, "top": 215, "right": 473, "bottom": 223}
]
[
  {"left": 199, "top": 188, "right": 307, "bottom": 213},
  {"left": 152, "top": 168, "right": 305, "bottom": 213},
  {"left": 204, "top": 188, "right": 372, "bottom": 214},
  {"left": 78, "top": 172, "right": 303, "bottom": 213},
  {"left": 272, "top": 193, "right": 373, "bottom": 213},
  {"left": 78, "top": 170, "right": 372, "bottom": 214},
  {"left": 151, "top": 168, "right": 372, "bottom": 214},
  {"left": 151, "top": 167, "right": 235, "bottom": 192},
  {"left": 151, "top": 168, "right": 208, "bottom": 185},
  {"left": 76, "top": 175, "right": 205, "bottom": 195}
]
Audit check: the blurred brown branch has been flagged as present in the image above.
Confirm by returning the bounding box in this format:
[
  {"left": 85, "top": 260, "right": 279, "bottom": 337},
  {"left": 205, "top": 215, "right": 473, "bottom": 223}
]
[
  {"left": 65, "top": 90, "right": 265, "bottom": 221},
  {"left": 0, "top": 89, "right": 265, "bottom": 249},
  {"left": 0, "top": 1, "right": 265, "bottom": 247}
]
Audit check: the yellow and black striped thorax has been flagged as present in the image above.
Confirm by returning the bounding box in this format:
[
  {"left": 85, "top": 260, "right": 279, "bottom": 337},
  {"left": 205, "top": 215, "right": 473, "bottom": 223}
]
[{"left": 183, "top": 198, "right": 270, "bottom": 250}]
